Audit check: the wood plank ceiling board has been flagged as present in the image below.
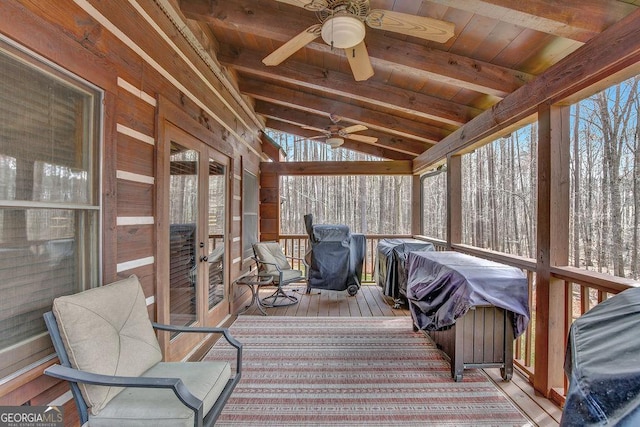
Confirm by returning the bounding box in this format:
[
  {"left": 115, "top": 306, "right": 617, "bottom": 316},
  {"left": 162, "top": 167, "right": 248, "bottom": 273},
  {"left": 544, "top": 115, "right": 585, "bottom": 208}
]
[
  {"left": 219, "top": 51, "right": 479, "bottom": 127},
  {"left": 469, "top": 21, "right": 526, "bottom": 64},
  {"left": 429, "top": 0, "right": 638, "bottom": 42},
  {"left": 254, "top": 102, "right": 432, "bottom": 155},
  {"left": 449, "top": 15, "right": 501, "bottom": 58},
  {"left": 179, "top": 0, "right": 640, "bottom": 160},
  {"left": 239, "top": 79, "right": 448, "bottom": 143}
]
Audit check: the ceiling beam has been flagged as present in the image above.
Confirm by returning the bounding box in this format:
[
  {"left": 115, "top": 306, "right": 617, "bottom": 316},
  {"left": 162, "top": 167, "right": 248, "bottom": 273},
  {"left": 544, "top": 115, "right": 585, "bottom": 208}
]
[
  {"left": 260, "top": 132, "right": 285, "bottom": 162},
  {"left": 220, "top": 51, "right": 478, "bottom": 127},
  {"left": 265, "top": 120, "right": 415, "bottom": 161},
  {"left": 240, "top": 79, "right": 446, "bottom": 144},
  {"left": 180, "top": 0, "right": 533, "bottom": 97},
  {"left": 429, "top": 0, "right": 638, "bottom": 43},
  {"left": 256, "top": 102, "right": 430, "bottom": 156},
  {"left": 414, "top": 8, "right": 640, "bottom": 172},
  {"left": 262, "top": 161, "right": 414, "bottom": 176}
]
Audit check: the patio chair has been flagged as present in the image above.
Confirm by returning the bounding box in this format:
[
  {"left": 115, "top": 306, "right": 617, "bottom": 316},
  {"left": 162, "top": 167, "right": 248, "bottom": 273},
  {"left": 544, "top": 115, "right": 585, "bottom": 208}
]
[
  {"left": 42, "top": 274, "right": 242, "bottom": 427},
  {"left": 252, "top": 241, "right": 308, "bottom": 307}
]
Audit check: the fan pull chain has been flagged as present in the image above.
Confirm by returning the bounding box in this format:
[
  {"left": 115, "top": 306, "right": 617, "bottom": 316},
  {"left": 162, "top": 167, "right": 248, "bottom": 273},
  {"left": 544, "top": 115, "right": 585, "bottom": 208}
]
[{"left": 331, "top": 15, "right": 334, "bottom": 50}]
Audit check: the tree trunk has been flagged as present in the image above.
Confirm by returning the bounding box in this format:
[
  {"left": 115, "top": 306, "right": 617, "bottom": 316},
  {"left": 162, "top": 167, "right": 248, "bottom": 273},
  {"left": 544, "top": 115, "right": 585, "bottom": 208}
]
[{"left": 573, "top": 103, "right": 581, "bottom": 267}]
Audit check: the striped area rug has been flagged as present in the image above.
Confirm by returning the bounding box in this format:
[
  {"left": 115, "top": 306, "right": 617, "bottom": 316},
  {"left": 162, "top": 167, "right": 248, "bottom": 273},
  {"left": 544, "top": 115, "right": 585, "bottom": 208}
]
[{"left": 204, "top": 316, "right": 531, "bottom": 426}]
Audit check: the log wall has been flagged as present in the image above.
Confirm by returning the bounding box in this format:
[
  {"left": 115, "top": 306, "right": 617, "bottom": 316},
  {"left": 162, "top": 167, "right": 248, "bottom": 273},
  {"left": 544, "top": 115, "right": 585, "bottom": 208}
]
[{"left": 0, "top": 1, "right": 263, "bottom": 423}]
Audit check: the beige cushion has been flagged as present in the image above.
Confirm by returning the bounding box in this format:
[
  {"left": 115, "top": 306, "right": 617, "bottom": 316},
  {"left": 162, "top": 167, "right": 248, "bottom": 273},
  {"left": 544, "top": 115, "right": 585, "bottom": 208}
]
[
  {"left": 280, "top": 269, "right": 304, "bottom": 284},
  {"left": 52, "top": 275, "right": 162, "bottom": 415},
  {"left": 253, "top": 242, "right": 291, "bottom": 275},
  {"left": 89, "top": 361, "right": 231, "bottom": 427}
]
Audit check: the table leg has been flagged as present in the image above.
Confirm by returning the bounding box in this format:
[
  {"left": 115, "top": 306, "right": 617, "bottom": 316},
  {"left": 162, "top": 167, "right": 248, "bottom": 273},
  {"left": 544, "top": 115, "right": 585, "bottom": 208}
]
[{"left": 237, "top": 281, "right": 268, "bottom": 316}]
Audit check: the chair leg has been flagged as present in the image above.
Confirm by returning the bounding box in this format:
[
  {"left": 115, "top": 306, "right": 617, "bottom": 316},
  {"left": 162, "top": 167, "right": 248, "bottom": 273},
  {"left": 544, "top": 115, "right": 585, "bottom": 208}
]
[
  {"left": 260, "top": 286, "right": 298, "bottom": 307},
  {"left": 301, "top": 283, "right": 321, "bottom": 296}
]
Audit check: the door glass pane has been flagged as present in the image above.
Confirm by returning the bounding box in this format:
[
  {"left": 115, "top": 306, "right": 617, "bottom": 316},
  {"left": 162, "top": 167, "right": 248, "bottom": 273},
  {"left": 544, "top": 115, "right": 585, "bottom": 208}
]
[
  {"left": 207, "top": 158, "right": 225, "bottom": 310},
  {"left": 169, "top": 142, "right": 198, "bottom": 329}
]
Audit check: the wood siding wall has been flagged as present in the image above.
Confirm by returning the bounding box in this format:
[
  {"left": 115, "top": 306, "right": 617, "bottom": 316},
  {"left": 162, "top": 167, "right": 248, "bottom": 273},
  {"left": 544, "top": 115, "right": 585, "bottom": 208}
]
[{"left": 0, "top": 0, "right": 262, "bottom": 421}]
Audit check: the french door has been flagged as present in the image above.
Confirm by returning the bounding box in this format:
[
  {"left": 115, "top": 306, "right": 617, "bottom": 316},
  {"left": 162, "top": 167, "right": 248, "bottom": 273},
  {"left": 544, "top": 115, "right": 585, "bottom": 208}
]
[{"left": 159, "top": 122, "right": 229, "bottom": 360}]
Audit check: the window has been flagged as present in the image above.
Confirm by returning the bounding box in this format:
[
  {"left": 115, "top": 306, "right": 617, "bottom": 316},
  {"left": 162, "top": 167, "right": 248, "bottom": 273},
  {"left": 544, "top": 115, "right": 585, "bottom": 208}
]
[
  {"left": 242, "top": 170, "right": 258, "bottom": 260},
  {"left": 569, "top": 75, "right": 639, "bottom": 280},
  {"left": 461, "top": 124, "right": 537, "bottom": 258},
  {"left": 0, "top": 38, "right": 101, "bottom": 378},
  {"left": 421, "top": 169, "right": 447, "bottom": 241}
]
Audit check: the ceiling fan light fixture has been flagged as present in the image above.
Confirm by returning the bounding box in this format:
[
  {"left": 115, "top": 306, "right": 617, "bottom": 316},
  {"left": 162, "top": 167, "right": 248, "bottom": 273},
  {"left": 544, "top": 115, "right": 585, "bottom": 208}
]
[
  {"left": 326, "top": 137, "right": 344, "bottom": 148},
  {"left": 321, "top": 16, "right": 365, "bottom": 49}
]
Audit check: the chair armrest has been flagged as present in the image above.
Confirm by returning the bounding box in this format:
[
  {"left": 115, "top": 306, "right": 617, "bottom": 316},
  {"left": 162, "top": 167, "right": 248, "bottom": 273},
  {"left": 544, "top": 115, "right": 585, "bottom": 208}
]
[
  {"left": 152, "top": 323, "right": 243, "bottom": 377},
  {"left": 251, "top": 257, "right": 283, "bottom": 273},
  {"left": 44, "top": 364, "right": 203, "bottom": 415},
  {"left": 288, "top": 256, "right": 309, "bottom": 267}
]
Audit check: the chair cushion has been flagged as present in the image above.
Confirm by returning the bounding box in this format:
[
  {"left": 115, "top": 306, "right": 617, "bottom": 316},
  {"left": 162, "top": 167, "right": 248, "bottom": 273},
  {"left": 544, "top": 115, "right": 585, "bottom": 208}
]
[
  {"left": 253, "top": 242, "right": 291, "bottom": 274},
  {"left": 52, "top": 275, "right": 162, "bottom": 415},
  {"left": 280, "top": 269, "right": 304, "bottom": 284},
  {"left": 88, "top": 361, "right": 232, "bottom": 427}
]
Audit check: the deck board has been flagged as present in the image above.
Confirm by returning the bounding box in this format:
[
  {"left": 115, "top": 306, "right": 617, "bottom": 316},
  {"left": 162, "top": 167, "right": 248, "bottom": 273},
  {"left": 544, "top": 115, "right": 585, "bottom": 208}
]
[{"left": 238, "top": 283, "right": 559, "bottom": 426}]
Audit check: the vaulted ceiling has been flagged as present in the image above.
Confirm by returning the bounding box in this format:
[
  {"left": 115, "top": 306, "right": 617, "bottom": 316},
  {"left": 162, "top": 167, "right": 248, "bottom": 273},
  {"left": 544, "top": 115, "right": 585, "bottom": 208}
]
[{"left": 180, "top": 0, "right": 639, "bottom": 160}]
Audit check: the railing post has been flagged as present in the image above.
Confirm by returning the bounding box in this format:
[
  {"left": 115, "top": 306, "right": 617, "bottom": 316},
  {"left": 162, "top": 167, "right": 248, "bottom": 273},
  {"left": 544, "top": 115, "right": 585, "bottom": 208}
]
[
  {"left": 446, "top": 155, "right": 462, "bottom": 250},
  {"left": 535, "top": 103, "right": 570, "bottom": 397}
]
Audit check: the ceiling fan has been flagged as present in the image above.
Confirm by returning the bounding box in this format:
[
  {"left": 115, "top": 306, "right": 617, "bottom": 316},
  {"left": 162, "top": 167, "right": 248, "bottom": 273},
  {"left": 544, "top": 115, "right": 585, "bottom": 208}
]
[
  {"left": 263, "top": 0, "right": 455, "bottom": 81},
  {"left": 303, "top": 114, "right": 378, "bottom": 148}
]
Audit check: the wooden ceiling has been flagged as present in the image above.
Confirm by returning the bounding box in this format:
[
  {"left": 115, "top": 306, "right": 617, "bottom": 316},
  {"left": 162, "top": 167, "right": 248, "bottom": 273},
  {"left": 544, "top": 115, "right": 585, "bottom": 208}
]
[{"left": 180, "top": 0, "right": 639, "bottom": 160}]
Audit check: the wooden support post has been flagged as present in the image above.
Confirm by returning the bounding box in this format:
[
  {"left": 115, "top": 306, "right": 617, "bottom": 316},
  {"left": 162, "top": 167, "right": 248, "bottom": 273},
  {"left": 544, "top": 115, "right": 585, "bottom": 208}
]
[
  {"left": 411, "top": 174, "right": 422, "bottom": 236},
  {"left": 259, "top": 168, "right": 280, "bottom": 242},
  {"left": 535, "top": 104, "right": 570, "bottom": 396},
  {"left": 447, "top": 155, "right": 462, "bottom": 249}
]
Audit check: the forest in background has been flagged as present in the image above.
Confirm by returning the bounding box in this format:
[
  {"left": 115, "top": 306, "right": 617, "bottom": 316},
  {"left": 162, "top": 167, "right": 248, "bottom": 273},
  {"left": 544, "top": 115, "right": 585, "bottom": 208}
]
[
  {"left": 267, "top": 74, "right": 639, "bottom": 280},
  {"left": 267, "top": 130, "right": 412, "bottom": 235}
]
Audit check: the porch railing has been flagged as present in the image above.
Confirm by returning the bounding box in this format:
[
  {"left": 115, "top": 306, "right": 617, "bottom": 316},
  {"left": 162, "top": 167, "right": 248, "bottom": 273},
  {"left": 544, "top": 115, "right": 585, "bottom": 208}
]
[
  {"left": 279, "top": 233, "right": 637, "bottom": 402},
  {"left": 280, "top": 234, "right": 414, "bottom": 282},
  {"left": 280, "top": 234, "right": 452, "bottom": 281}
]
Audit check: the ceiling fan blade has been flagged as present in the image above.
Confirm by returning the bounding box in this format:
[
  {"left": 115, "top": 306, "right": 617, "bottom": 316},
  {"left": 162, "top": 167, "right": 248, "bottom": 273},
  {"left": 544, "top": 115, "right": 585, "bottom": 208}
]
[
  {"left": 366, "top": 9, "right": 454, "bottom": 43},
  {"left": 340, "top": 124, "right": 368, "bottom": 134},
  {"left": 263, "top": 24, "right": 321, "bottom": 66},
  {"left": 344, "top": 42, "right": 374, "bottom": 82},
  {"left": 274, "top": 0, "right": 327, "bottom": 11},
  {"left": 345, "top": 133, "right": 378, "bottom": 144}
]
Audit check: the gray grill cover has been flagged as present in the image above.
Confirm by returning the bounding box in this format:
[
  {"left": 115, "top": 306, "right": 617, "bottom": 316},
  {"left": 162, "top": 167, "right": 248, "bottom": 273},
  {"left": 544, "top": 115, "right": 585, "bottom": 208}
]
[
  {"left": 376, "top": 239, "right": 435, "bottom": 299},
  {"left": 561, "top": 287, "right": 640, "bottom": 426},
  {"left": 304, "top": 215, "right": 365, "bottom": 291},
  {"left": 406, "top": 251, "right": 529, "bottom": 337}
]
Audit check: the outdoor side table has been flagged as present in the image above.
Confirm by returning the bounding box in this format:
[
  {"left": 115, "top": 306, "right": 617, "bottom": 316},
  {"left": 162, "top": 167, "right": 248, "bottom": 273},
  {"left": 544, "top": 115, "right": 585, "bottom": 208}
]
[{"left": 236, "top": 275, "right": 273, "bottom": 316}]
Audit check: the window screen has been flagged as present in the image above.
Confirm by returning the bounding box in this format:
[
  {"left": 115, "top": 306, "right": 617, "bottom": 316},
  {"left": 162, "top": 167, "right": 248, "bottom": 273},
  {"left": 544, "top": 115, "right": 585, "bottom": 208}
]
[{"left": 0, "top": 38, "right": 101, "bottom": 378}]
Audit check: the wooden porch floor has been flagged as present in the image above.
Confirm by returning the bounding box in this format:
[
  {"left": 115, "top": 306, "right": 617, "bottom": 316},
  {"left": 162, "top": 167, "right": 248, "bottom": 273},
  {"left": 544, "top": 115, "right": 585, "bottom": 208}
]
[{"left": 240, "top": 283, "right": 562, "bottom": 426}]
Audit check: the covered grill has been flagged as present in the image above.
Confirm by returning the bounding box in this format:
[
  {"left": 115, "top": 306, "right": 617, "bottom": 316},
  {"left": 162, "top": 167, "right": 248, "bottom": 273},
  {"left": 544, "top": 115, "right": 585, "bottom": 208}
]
[{"left": 304, "top": 214, "right": 365, "bottom": 295}]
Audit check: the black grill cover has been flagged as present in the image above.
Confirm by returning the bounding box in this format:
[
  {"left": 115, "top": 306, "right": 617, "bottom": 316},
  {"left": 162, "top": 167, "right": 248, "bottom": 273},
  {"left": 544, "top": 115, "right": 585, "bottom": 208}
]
[
  {"left": 304, "top": 214, "right": 365, "bottom": 291},
  {"left": 376, "top": 239, "right": 435, "bottom": 299},
  {"left": 561, "top": 287, "right": 640, "bottom": 426}
]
